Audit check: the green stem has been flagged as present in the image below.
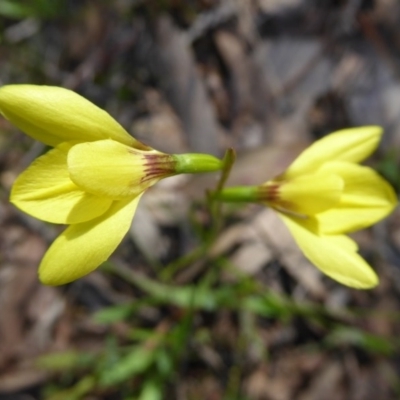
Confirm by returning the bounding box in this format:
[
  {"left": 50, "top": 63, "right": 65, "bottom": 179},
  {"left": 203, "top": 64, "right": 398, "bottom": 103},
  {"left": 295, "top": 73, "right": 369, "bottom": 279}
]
[
  {"left": 213, "top": 185, "right": 260, "bottom": 203},
  {"left": 173, "top": 153, "right": 223, "bottom": 174},
  {"left": 209, "top": 148, "right": 236, "bottom": 226},
  {"left": 215, "top": 148, "right": 236, "bottom": 192}
]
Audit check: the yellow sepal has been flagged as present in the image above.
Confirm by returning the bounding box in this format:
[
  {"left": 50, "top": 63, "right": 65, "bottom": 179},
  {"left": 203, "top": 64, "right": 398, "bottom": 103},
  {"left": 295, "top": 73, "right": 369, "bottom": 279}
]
[
  {"left": 68, "top": 139, "right": 173, "bottom": 199},
  {"left": 317, "top": 162, "right": 397, "bottom": 234},
  {"left": 0, "top": 85, "right": 147, "bottom": 149},
  {"left": 272, "top": 172, "right": 343, "bottom": 215},
  {"left": 11, "top": 144, "right": 112, "bottom": 224},
  {"left": 285, "top": 126, "right": 382, "bottom": 178},
  {"left": 279, "top": 214, "right": 379, "bottom": 289},
  {"left": 39, "top": 195, "right": 142, "bottom": 285}
]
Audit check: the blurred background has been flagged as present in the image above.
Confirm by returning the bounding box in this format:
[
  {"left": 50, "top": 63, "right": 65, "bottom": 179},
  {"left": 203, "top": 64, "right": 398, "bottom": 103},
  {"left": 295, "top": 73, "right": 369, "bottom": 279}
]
[{"left": 1, "top": 0, "right": 400, "bottom": 399}]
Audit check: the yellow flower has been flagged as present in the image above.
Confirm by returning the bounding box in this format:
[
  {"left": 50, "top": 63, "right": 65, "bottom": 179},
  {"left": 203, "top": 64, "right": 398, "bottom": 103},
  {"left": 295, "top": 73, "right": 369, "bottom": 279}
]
[
  {"left": 218, "top": 127, "right": 397, "bottom": 289},
  {"left": 0, "top": 85, "right": 221, "bottom": 285}
]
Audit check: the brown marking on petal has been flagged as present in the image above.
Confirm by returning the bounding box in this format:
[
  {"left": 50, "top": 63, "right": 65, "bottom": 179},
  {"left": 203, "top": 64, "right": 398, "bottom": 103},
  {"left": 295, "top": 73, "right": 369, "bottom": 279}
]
[
  {"left": 141, "top": 153, "right": 176, "bottom": 184},
  {"left": 125, "top": 149, "right": 175, "bottom": 188},
  {"left": 259, "top": 181, "right": 307, "bottom": 218},
  {"left": 258, "top": 182, "right": 280, "bottom": 202}
]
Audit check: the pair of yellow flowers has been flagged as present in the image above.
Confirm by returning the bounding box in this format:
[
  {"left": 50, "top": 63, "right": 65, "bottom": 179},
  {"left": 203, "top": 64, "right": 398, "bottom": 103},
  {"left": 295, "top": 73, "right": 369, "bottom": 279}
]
[{"left": 0, "top": 85, "right": 396, "bottom": 289}]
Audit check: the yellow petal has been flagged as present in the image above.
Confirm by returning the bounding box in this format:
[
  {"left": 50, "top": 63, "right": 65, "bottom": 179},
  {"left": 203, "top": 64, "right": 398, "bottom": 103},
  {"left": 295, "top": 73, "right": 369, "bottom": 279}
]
[
  {"left": 267, "top": 173, "right": 343, "bottom": 215},
  {"left": 284, "top": 126, "right": 382, "bottom": 178},
  {"left": 39, "top": 195, "right": 141, "bottom": 285},
  {"left": 278, "top": 214, "right": 378, "bottom": 289},
  {"left": 10, "top": 144, "right": 112, "bottom": 224},
  {"left": 330, "top": 234, "right": 359, "bottom": 252},
  {"left": 0, "top": 84, "right": 148, "bottom": 149},
  {"left": 68, "top": 139, "right": 173, "bottom": 199},
  {"left": 317, "top": 162, "right": 397, "bottom": 234}
]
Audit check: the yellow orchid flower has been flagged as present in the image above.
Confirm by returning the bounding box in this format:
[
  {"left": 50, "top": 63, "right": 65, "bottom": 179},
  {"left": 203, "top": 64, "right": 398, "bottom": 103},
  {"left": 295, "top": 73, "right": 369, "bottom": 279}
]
[
  {"left": 217, "top": 127, "right": 397, "bottom": 289},
  {"left": 0, "top": 84, "right": 222, "bottom": 285}
]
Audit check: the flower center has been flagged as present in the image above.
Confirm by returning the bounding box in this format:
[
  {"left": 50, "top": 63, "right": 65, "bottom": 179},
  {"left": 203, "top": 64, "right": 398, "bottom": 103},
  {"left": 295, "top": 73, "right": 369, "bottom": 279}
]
[
  {"left": 68, "top": 139, "right": 175, "bottom": 199},
  {"left": 260, "top": 172, "right": 344, "bottom": 217}
]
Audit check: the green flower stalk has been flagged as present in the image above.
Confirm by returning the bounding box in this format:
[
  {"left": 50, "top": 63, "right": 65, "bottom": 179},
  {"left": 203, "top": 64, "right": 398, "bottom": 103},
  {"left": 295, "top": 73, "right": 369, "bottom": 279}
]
[
  {"left": 0, "top": 84, "right": 222, "bottom": 285},
  {"left": 216, "top": 127, "right": 397, "bottom": 289}
]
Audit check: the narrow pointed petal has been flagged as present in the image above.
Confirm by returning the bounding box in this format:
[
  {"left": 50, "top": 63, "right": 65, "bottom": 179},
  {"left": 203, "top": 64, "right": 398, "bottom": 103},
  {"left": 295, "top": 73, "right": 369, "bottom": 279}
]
[
  {"left": 284, "top": 126, "right": 382, "bottom": 178},
  {"left": 39, "top": 196, "right": 141, "bottom": 285},
  {"left": 278, "top": 214, "right": 378, "bottom": 289},
  {"left": 317, "top": 162, "right": 397, "bottom": 234},
  {"left": 269, "top": 173, "right": 343, "bottom": 215},
  {"left": 11, "top": 144, "right": 112, "bottom": 224},
  {"left": 68, "top": 139, "right": 174, "bottom": 199},
  {"left": 0, "top": 85, "right": 148, "bottom": 149}
]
